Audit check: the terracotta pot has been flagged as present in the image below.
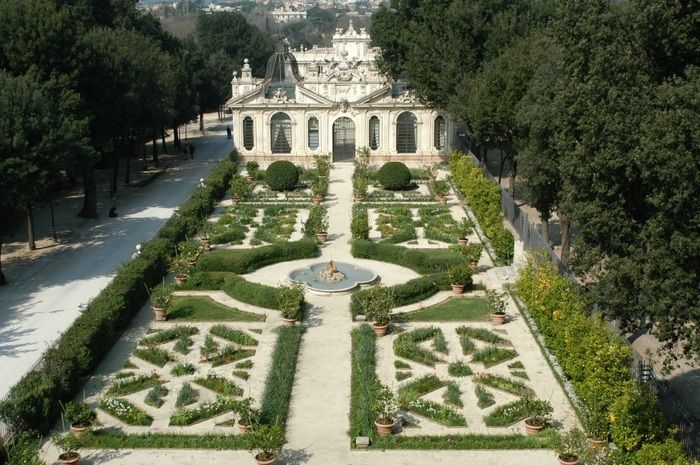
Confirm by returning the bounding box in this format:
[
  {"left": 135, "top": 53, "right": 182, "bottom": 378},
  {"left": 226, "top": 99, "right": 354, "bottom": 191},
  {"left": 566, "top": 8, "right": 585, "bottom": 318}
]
[
  {"left": 374, "top": 419, "right": 395, "bottom": 436},
  {"left": 436, "top": 195, "right": 447, "bottom": 204},
  {"left": 282, "top": 317, "right": 297, "bottom": 327},
  {"left": 233, "top": 196, "right": 241, "bottom": 206},
  {"left": 69, "top": 422, "right": 89, "bottom": 438},
  {"left": 238, "top": 422, "right": 252, "bottom": 434},
  {"left": 245, "top": 175, "right": 253, "bottom": 182},
  {"left": 313, "top": 197, "right": 323, "bottom": 205},
  {"left": 469, "top": 261, "right": 478, "bottom": 270},
  {"left": 558, "top": 455, "right": 580, "bottom": 465},
  {"left": 587, "top": 437, "right": 607, "bottom": 450},
  {"left": 254, "top": 453, "right": 276, "bottom": 465},
  {"left": 372, "top": 324, "right": 388, "bottom": 337},
  {"left": 490, "top": 312, "right": 506, "bottom": 325},
  {"left": 451, "top": 284, "right": 465, "bottom": 295},
  {"left": 201, "top": 239, "right": 211, "bottom": 251},
  {"left": 152, "top": 307, "right": 166, "bottom": 321},
  {"left": 354, "top": 196, "right": 364, "bottom": 203},
  {"left": 187, "top": 260, "right": 197, "bottom": 269},
  {"left": 524, "top": 419, "right": 545, "bottom": 435},
  {"left": 58, "top": 452, "right": 80, "bottom": 465},
  {"left": 316, "top": 232, "right": 327, "bottom": 243},
  {"left": 175, "top": 275, "right": 188, "bottom": 286},
  {"left": 457, "top": 238, "right": 468, "bottom": 246}
]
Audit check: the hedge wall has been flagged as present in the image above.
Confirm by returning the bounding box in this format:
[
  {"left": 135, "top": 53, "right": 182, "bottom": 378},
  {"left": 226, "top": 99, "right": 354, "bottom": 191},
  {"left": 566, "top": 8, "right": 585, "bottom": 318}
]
[
  {"left": 351, "top": 240, "right": 464, "bottom": 274},
  {"left": 196, "top": 239, "right": 318, "bottom": 274},
  {"left": 0, "top": 156, "right": 237, "bottom": 434},
  {"left": 450, "top": 150, "right": 514, "bottom": 265},
  {"left": 515, "top": 254, "right": 678, "bottom": 457},
  {"left": 350, "top": 273, "right": 451, "bottom": 319},
  {"left": 180, "top": 272, "right": 287, "bottom": 310}
]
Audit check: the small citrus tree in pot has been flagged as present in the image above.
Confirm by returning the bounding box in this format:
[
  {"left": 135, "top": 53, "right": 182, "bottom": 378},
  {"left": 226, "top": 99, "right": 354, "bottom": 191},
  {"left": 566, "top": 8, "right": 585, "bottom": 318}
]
[
  {"left": 431, "top": 179, "right": 449, "bottom": 203},
  {"left": 448, "top": 263, "right": 473, "bottom": 295},
  {"left": 178, "top": 240, "right": 200, "bottom": 268},
  {"left": 278, "top": 282, "right": 305, "bottom": 325},
  {"left": 147, "top": 281, "right": 175, "bottom": 321},
  {"left": 250, "top": 424, "right": 285, "bottom": 465},
  {"left": 522, "top": 397, "right": 553, "bottom": 435},
  {"left": 231, "top": 174, "right": 251, "bottom": 204},
  {"left": 555, "top": 428, "right": 587, "bottom": 465},
  {"left": 245, "top": 161, "right": 259, "bottom": 180},
  {"left": 360, "top": 284, "right": 395, "bottom": 336},
  {"left": 457, "top": 218, "right": 474, "bottom": 245},
  {"left": 52, "top": 432, "right": 81, "bottom": 465},
  {"left": 582, "top": 408, "right": 609, "bottom": 449},
  {"left": 235, "top": 397, "right": 260, "bottom": 433},
  {"left": 373, "top": 381, "right": 398, "bottom": 436},
  {"left": 63, "top": 401, "right": 97, "bottom": 437},
  {"left": 463, "top": 243, "right": 483, "bottom": 268},
  {"left": 169, "top": 255, "right": 189, "bottom": 285},
  {"left": 485, "top": 289, "right": 507, "bottom": 325}
]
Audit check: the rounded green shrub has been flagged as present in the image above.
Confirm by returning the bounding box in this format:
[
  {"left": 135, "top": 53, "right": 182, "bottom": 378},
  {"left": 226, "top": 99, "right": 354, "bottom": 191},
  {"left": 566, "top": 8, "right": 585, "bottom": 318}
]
[
  {"left": 378, "top": 162, "right": 411, "bottom": 190},
  {"left": 265, "top": 160, "right": 299, "bottom": 191}
]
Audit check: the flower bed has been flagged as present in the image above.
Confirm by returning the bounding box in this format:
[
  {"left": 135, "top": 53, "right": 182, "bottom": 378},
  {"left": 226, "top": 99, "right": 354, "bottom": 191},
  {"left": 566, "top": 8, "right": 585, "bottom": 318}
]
[
  {"left": 473, "top": 373, "right": 534, "bottom": 397},
  {"left": 194, "top": 375, "right": 242, "bottom": 397},
  {"left": 251, "top": 205, "right": 299, "bottom": 245},
  {"left": 393, "top": 327, "right": 447, "bottom": 366},
  {"left": 209, "top": 325, "right": 258, "bottom": 346},
  {"left": 447, "top": 361, "right": 473, "bottom": 377},
  {"left": 169, "top": 398, "right": 236, "bottom": 426},
  {"left": 106, "top": 374, "right": 161, "bottom": 396},
  {"left": 475, "top": 385, "right": 495, "bottom": 409},
  {"left": 133, "top": 347, "right": 172, "bottom": 367},
  {"left": 471, "top": 346, "right": 518, "bottom": 368},
  {"left": 456, "top": 326, "right": 507, "bottom": 344},
  {"left": 98, "top": 398, "right": 153, "bottom": 426},
  {"left": 139, "top": 326, "right": 199, "bottom": 346},
  {"left": 483, "top": 398, "right": 531, "bottom": 427}
]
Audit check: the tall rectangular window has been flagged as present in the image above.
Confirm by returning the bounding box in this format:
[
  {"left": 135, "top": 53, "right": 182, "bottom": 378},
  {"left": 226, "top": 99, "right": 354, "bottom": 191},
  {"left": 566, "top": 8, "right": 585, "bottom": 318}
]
[
  {"left": 369, "top": 116, "right": 380, "bottom": 150},
  {"left": 308, "top": 117, "right": 319, "bottom": 150},
  {"left": 434, "top": 115, "right": 446, "bottom": 150},
  {"left": 243, "top": 116, "right": 254, "bottom": 150},
  {"left": 396, "top": 112, "right": 417, "bottom": 153}
]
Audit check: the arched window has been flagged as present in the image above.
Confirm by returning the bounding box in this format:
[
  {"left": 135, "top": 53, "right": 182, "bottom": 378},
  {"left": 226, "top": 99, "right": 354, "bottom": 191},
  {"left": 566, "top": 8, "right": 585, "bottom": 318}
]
[
  {"left": 396, "top": 112, "right": 417, "bottom": 153},
  {"left": 434, "top": 115, "right": 446, "bottom": 150},
  {"left": 308, "top": 117, "right": 319, "bottom": 150},
  {"left": 270, "top": 113, "right": 292, "bottom": 153},
  {"left": 243, "top": 116, "right": 254, "bottom": 150},
  {"left": 369, "top": 116, "right": 380, "bottom": 150}
]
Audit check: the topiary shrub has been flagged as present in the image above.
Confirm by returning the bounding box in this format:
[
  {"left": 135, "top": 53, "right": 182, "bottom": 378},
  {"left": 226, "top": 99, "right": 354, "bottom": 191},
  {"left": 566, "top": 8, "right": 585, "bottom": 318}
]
[
  {"left": 266, "top": 160, "right": 299, "bottom": 191},
  {"left": 378, "top": 162, "right": 411, "bottom": 190}
]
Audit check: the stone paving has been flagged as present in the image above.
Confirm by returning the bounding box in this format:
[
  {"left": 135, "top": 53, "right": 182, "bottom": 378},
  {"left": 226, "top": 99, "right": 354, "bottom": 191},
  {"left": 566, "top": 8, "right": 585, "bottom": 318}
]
[{"left": 42, "top": 162, "right": 569, "bottom": 465}]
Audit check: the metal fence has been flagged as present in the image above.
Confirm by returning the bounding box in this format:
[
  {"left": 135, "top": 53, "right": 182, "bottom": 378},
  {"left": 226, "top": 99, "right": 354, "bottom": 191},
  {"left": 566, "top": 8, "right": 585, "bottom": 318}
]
[{"left": 458, "top": 147, "right": 699, "bottom": 460}]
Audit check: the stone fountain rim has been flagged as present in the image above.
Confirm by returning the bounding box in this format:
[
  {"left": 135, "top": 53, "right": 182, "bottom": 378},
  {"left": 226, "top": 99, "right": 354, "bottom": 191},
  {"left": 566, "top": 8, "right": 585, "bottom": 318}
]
[{"left": 288, "top": 261, "right": 378, "bottom": 293}]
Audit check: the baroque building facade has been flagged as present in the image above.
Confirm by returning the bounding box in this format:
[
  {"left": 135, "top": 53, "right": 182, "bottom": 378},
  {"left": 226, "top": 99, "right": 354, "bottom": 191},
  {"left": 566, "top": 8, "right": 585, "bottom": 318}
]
[{"left": 226, "top": 22, "right": 455, "bottom": 164}]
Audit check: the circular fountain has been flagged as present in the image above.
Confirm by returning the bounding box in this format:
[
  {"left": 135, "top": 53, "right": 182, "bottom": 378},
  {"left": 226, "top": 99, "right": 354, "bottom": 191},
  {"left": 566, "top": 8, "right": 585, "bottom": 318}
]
[{"left": 289, "top": 260, "right": 377, "bottom": 294}]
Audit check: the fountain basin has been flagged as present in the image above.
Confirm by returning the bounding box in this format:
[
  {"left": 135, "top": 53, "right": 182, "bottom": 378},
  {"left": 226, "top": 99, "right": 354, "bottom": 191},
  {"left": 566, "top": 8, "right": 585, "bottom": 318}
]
[{"left": 289, "top": 262, "right": 377, "bottom": 294}]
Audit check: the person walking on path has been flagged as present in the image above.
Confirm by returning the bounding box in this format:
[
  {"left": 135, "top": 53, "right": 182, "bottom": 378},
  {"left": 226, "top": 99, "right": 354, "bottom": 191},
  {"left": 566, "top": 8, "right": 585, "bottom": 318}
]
[
  {"left": 226, "top": 126, "right": 232, "bottom": 139},
  {"left": 189, "top": 144, "right": 195, "bottom": 160}
]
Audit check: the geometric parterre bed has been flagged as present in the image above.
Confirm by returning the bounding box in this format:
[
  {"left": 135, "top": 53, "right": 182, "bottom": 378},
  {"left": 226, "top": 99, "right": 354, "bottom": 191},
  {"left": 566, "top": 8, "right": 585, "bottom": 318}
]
[
  {"left": 96, "top": 320, "right": 270, "bottom": 434},
  {"left": 375, "top": 320, "right": 574, "bottom": 437}
]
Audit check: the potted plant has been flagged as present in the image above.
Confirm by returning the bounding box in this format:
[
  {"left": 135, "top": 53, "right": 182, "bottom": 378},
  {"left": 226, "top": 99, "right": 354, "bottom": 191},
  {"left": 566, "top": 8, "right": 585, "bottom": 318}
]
[
  {"left": 169, "top": 255, "right": 189, "bottom": 285},
  {"left": 522, "top": 397, "right": 553, "bottom": 435},
  {"left": 200, "top": 223, "right": 214, "bottom": 251},
  {"left": 360, "top": 284, "right": 395, "bottom": 336},
  {"left": 485, "top": 289, "right": 507, "bottom": 325},
  {"left": 425, "top": 164, "right": 437, "bottom": 181},
  {"left": 236, "top": 398, "right": 260, "bottom": 433},
  {"left": 463, "top": 243, "right": 483, "bottom": 269},
  {"left": 431, "top": 179, "right": 449, "bottom": 203},
  {"left": 311, "top": 179, "right": 328, "bottom": 205},
  {"left": 52, "top": 432, "right": 81, "bottom": 465},
  {"left": 457, "top": 218, "right": 474, "bottom": 246},
  {"left": 249, "top": 424, "right": 285, "bottom": 465},
  {"left": 373, "top": 382, "right": 398, "bottom": 436},
  {"left": 63, "top": 402, "right": 96, "bottom": 438},
  {"left": 353, "top": 175, "right": 368, "bottom": 202},
  {"left": 231, "top": 175, "right": 250, "bottom": 205},
  {"left": 178, "top": 240, "right": 200, "bottom": 268},
  {"left": 582, "top": 409, "right": 609, "bottom": 450},
  {"left": 555, "top": 428, "right": 587, "bottom": 465},
  {"left": 278, "top": 283, "right": 304, "bottom": 326},
  {"left": 147, "top": 281, "right": 175, "bottom": 321},
  {"left": 316, "top": 214, "right": 329, "bottom": 243},
  {"left": 246, "top": 161, "right": 259, "bottom": 181},
  {"left": 448, "top": 263, "right": 473, "bottom": 295},
  {"left": 314, "top": 153, "right": 330, "bottom": 178}
]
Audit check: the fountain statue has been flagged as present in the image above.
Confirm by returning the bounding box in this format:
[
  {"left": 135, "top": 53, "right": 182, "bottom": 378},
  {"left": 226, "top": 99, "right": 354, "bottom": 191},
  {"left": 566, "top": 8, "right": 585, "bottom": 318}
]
[{"left": 319, "top": 260, "right": 346, "bottom": 281}]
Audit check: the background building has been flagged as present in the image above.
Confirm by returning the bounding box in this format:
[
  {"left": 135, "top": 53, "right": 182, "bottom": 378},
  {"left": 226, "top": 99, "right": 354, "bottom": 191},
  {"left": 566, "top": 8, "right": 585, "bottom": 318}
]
[{"left": 227, "top": 21, "right": 454, "bottom": 164}]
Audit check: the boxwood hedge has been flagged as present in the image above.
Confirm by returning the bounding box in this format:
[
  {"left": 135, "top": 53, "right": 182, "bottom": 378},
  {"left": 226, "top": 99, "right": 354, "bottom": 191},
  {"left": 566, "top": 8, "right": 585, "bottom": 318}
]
[
  {"left": 351, "top": 240, "right": 464, "bottom": 274},
  {"left": 195, "top": 239, "right": 318, "bottom": 274},
  {"left": 0, "top": 155, "right": 237, "bottom": 434}
]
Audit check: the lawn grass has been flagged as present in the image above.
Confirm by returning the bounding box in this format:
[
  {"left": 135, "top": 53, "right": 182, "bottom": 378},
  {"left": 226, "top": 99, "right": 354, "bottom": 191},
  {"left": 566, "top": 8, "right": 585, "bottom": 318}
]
[
  {"left": 400, "top": 297, "right": 490, "bottom": 322},
  {"left": 168, "top": 296, "right": 265, "bottom": 322}
]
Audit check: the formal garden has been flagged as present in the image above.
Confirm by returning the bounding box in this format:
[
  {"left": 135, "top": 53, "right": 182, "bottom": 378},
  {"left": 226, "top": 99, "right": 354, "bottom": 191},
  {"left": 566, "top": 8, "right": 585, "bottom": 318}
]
[{"left": 0, "top": 151, "right": 686, "bottom": 465}]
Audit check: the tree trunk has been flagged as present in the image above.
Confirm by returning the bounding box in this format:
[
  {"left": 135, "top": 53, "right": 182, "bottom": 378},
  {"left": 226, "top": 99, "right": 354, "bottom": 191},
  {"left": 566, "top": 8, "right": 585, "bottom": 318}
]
[
  {"left": 152, "top": 132, "right": 159, "bottom": 167},
  {"left": 0, "top": 241, "right": 5, "bottom": 285},
  {"left": 541, "top": 213, "right": 550, "bottom": 244},
  {"left": 26, "top": 206, "right": 36, "bottom": 251},
  {"left": 125, "top": 143, "right": 132, "bottom": 185},
  {"left": 174, "top": 125, "right": 180, "bottom": 148},
  {"left": 199, "top": 111, "right": 204, "bottom": 132},
  {"left": 77, "top": 160, "right": 98, "bottom": 219},
  {"left": 559, "top": 211, "right": 571, "bottom": 261},
  {"left": 111, "top": 153, "right": 119, "bottom": 195},
  {"left": 161, "top": 127, "right": 168, "bottom": 154},
  {"left": 498, "top": 149, "right": 505, "bottom": 184}
]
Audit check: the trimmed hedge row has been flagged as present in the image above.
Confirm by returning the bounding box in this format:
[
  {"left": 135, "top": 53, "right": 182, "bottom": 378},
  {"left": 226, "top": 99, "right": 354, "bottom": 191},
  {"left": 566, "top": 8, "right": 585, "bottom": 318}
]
[
  {"left": 450, "top": 150, "right": 514, "bottom": 265},
  {"left": 181, "top": 272, "right": 286, "bottom": 310},
  {"left": 515, "top": 254, "right": 677, "bottom": 457},
  {"left": 196, "top": 239, "right": 318, "bottom": 274},
  {"left": 0, "top": 156, "right": 237, "bottom": 434},
  {"left": 259, "top": 325, "right": 303, "bottom": 427},
  {"left": 350, "top": 273, "right": 451, "bottom": 319},
  {"left": 349, "top": 324, "right": 378, "bottom": 441},
  {"left": 351, "top": 240, "right": 464, "bottom": 274}
]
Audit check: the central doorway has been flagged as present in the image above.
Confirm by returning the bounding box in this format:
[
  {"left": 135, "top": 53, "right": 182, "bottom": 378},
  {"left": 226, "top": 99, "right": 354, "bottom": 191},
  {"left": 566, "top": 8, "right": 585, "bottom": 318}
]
[{"left": 332, "top": 117, "right": 355, "bottom": 162}]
